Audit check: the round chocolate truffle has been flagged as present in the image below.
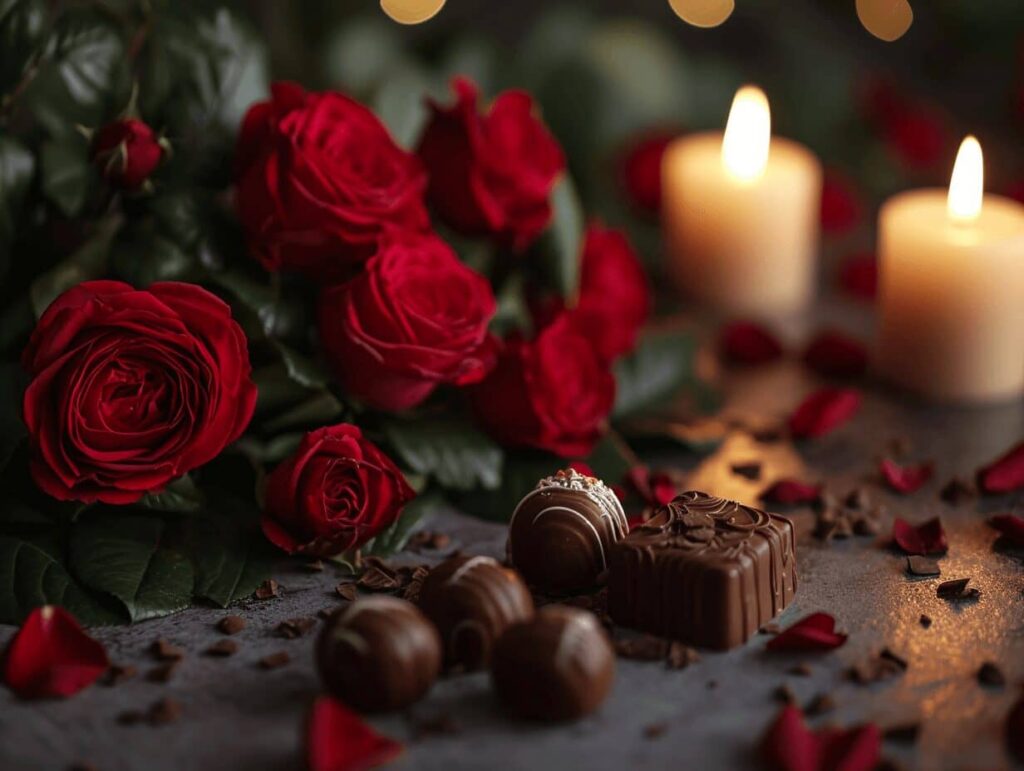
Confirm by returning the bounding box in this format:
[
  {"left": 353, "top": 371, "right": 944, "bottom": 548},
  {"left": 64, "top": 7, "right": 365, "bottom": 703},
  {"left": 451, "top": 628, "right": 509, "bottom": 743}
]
[
  {"left": 316, "top": 596, "right": 441, "bottom": 712},
  {"left": 490, "top": 605, "right": 615, "bottom": 721},
  {"left": 508, "top": 468, "right": 628, "bottom": 594},
  {"left": 418, "top": 555, "right": 534, "bottom": 671}
]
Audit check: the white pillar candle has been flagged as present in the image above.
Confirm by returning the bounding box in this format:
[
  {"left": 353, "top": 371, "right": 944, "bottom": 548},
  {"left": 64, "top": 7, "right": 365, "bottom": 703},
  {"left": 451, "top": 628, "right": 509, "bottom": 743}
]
[
  {"left": 877, "top": 136, "right": 1024, "bottom": 403},
  {"left": 661, "top": 86, "right": 823, "bottom": 317}
]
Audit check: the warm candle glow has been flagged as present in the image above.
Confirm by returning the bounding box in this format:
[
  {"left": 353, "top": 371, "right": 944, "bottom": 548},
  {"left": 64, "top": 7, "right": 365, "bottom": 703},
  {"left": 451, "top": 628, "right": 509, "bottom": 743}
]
[
  {"left": 722, "top": 85, "right": 771, "bottom": 183},
  {"left": 947, "top": 136, "right": 983, "bottom": 223},
  {"left": 380, "top": 0, "right": 445, "bottom": 25}
]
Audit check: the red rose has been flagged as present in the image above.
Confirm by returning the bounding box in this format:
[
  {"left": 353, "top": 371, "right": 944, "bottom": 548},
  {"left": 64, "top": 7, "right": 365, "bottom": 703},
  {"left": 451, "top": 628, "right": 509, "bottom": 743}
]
[
  {"left": 820, "top": 170, "right": 863, "bottom": 235},
  {"left": 318, "top": 229, "right": 498, "bottom": 411},
  {"left": 21, "top": 281, "right": 256, "bottom": 504},
  {"left": 616, "top": 129, "right": 675, "bottom": 215},
  {"left": 90, "top": 118, "right": 164, "bottom": 190},
  {"left": 418, "top": 77, "right": 565, "bottom": 250},
  {"left": 261, "top": 424, "right": 415, "bottom": 557},
  {"left": 883, "top": 107, "right": 949, "bottom": 171},
  {"left": 469, "top": 313, "right": 615, "bottom": 457},
  {"left": 234, "top": 82, "right": 429, "bottom": 280},
  {"left": 533, "top": 224, "right": 649, "bottom": 362}
]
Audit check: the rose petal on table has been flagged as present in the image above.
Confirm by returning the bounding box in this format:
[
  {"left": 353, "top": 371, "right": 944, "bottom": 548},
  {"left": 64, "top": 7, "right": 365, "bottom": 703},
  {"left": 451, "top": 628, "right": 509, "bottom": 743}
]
[
  {"left": 761, "top": 704, "right": 819, "bottom": 771},
  {"left": 766, "top": 612, "right": 847, "bottom": 652},
  {"left": 1008, "top": 695, "right": 1024, "bottom": 763},
  {"left": 891, "top": 517, "right": 948, "bottom": 556},
  {"left": 976, "top": 441, "right": 1024, "bottom": 494},
  {"left": 837, "top": 252, "right": 877, "bottom": 301},
  {"left": 788, "top": 388, "right": 862, "bottom": 439},
  {"left": 989, "top": 514, "right": 1024, "bottom": 547},
  {"left": 306, "top": 696, "right": 403, "bottom": 771},
  {"left": 879, "top": 458, "right": 934, "bottom": 494},
  {"left": 816, "top": 723, "right": 882, "bottom": 771},
  {"left": 802, "top": 330, "right": 868, "bottom": 379},
  {"left": 718, "top": 321, "right": 784, "bottom": 365},
  {"left": 761, "top": 480, "right": 822, "bottom": 505},
  {"left": 2, "top": 606, "right": 109, "bottom": 699}
]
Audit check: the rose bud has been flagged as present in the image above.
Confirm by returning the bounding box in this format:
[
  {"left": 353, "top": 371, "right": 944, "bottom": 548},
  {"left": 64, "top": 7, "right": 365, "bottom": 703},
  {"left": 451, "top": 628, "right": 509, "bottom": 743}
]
[
  {"left": 261, "top": 424, "right": 415, "bottom": 557},
  {"left": 21, "top": 281, "right": 256, "bottom": 504},
  {"left": 469, "top": 313, "right": 615, "bottom": 458},
  {"left": 234, "top": 82, "right": 429, "bottom": 281},
  {"left": 616, "top": 129, "right": 675, "bottom": 215},
  {"left": 418, "top": 76, "right": 565, "bottom": 250},
  {"left": 319, "top": 229, "right": 498, "bottom": 412},
  {"left": 90, "top": 118, "right": 165, "bottom": 190}
]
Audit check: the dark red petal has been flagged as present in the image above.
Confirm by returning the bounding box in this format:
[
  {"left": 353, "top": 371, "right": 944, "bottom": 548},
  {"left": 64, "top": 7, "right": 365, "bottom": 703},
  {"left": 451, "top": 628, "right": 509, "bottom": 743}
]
[
  {"left": 976, "top": 441, "right": 1024, "bottom": 494},
  {"left": 820, "top": 171, "right": 863, "bottom": 235},
  {"left": 891, "top": 516, "right": 947, "bottom": 556},
  {"left": 760, "top": 704, "right": 819, "bottom": 771},
  {"left": 879, "top": 459, "right": 934, "bottom": 494},
  {"left": 2, "top": 606, "right": 109, "bottom": 699},
  {"left": 837, "top": 252, "right": 877, "bottom": 301},
  {"left": 649, "top": 472, "right": 678, "bottom": 506},
  {"left": 989, "top": 514, "right": 1024, "bottom": 547},
  {"left": 624, "top": 466, "right": 678, "bottom": 508},
  {"left": 761, "top": 480, "right": 822, "bottom": 506},
  {"left": 817, "top": 723, "right": 881, "bottom": 771},
  {"left": 718, "top": 321, "right": 784, "bottom": 366},
  {"left": 766, "top": 612, "right": 847, "bottom": 652},
  {"left": 306, "top": 696, "right": 403, "bottom": 771},
  {"left": 569, "top": 461, "right": 595, "bottom": 477},
  {"left": 1008, "top": 695, "right": 1024, "bottom": 763},
  {"left": 788, "top": 388, "right": 862, "bottom": 439},
  {"left": 802, "top": 330, "right": 868, "bottom": 379},
  {"left": 626, "top": 513, "right": 646, "bottom": 532}
]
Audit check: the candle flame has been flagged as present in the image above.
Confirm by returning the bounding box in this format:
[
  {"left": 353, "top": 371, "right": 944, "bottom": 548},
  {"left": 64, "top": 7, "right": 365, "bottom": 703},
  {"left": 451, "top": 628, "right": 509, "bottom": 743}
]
[
  {"left": 947, "top": 135, "right": 983, "bottom": 223},
  {"left": 722, "top": 85, "right": 771, "bottom": 183}
]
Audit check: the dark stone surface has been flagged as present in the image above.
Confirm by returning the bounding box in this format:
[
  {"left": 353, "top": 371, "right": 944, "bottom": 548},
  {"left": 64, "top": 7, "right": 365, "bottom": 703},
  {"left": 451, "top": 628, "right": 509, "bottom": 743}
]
[{"left": 1, "top": 352, "right": 1022, "bottom": 770}]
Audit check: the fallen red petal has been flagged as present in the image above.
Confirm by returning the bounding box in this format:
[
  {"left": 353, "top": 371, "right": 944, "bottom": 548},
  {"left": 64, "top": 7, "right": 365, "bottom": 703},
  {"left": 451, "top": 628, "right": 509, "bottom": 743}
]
[
  {"left": 976, "top": 441, "right": 1024, "bottom": 494},
  {"left": 306, "top": 696, "right": 403, "bottom": 771},
  {"left": 879, "top": 459, "right": 934, "bottom": 494},
  {"left": 766, "top": 613, "right": 847, "bottom": 652},
  {"left": 802, "top": 330, "right": 868, "bottom": 379},
  {"left": 891, "top": 517, "right": 948, "bottom": 556},
  {"left": 788, "top": 388, "right": 862, "bottom": 439},
  {"left": 761, "top": 480, "right": 822, "bottom": 506},
  {"left": 761, "top": 703, "right": 880, "bottom": 771},
  {"left": 718, "top": 321, "right": 784, "bottom": 366},
  {"left": 2, "top": 606, "right": 109, "bottom": 699},
  {"left": 989, "top": 514, "right": 1024, "bottom": 547},
  {"left": 837, "top": 252, "right": 877, "bottom": 301},
  {"left": 816, "top": 723, "right": 881, "bottom": 771}
]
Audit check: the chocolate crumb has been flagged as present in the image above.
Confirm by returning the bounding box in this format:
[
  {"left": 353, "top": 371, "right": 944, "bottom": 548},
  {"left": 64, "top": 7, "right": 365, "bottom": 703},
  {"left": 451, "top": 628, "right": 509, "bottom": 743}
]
[
  {"left": 847, "top": 648, "right": 907, "bottom": 684},
  {"left": 276, "top": 617, "right": 318, "bottom": 639},
  {"left": 853, "top": 516, "right": 881, "bottom": 536},
  {"left": 146, "top": 661, "right": 180, "bottom": 683},
  {"left": 103, "top": 664, "right": 138, "bottom": 686},
  {"left": 887, "top": 436, "right": 912, "bottom": 457},
  {"left": 408, "top": 531, "right": 452, "bottom": 552},
  {"left": 759, "top": 622, "right": 781, "bottom": 635},
  {"left": 205, "top": 639, "right": 238, "bottom": 657},
  {"left": 805, "top": 692, "right": 836, "bottom": 715},
  {"left": 937, "top": 578, "right": 980, "bottom": 601},
  {"left": 883, "top": 722, "right": 920, "bottom": 743},
  {"left": 117, "top": 709, "right": 145, "bottom": 726},
  {"left": 254, "top": 579, "right": 280, "bottom": 600},
  {"left": 217, "top": 615, "right": 246, "bottom": 635},
  {"left": 147, "top": 697, "right": 183, "bottom": 725},
  {"left": 939, "top": 477, "right": 976, "bottom": 505},
  {"left": 303, "top": 559, "right": 324, "bottom": 572},
  {"left": 358, "top": 565, "right": 400, "bottom": 592},
  {"left": 706, "top": 680, "right": 718, "bottom": 689},
  {"left": 643, "top": 722, "right": 668, "bottom": 739},
  {"left": 259, "top": 651, "right": 291, "bottom": 670},
  {"left": 773, "top": 684, "right": 797, "bottom": 704},
  {"left": 335, "top": 582, "right": 358, "bottom": 601},
  {"left": 731, "top": 462, "right": 762, "bottom": 481},
  {"left": 788, "top": 663, "right": 813, "bottom": 677},
  {"left": 906, "top": 556, "right": 941, "bottom": 577},
  {"left": 665, "top": 642, "right": 700, "bottom": 670},
  {"left": 317, "top": 607, "right": 336, "bottom": 620},
  {"left": 844, "top": 487, "right": 871, "bottom": 510},
  {"left": 832, "top": 516, "right": 853, "bottom": 539},
  {"left": 412, "top": 714, "right": 461, "bottom": 739},
  {"left": 919, "top": 614, "right": 932, "bottom": 628},
  {"left": 149, "top": 639, "right": 184, "bottom": 661},
  {"left": 977, "top": 662, "right": 1005, "bottom": 687}
]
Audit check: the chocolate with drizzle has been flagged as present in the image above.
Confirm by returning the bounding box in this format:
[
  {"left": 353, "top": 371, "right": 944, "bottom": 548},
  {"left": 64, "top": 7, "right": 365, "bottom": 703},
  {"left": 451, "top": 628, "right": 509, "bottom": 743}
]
[{"left": 608, "top": 491, "right": 797, "bottom": 649}]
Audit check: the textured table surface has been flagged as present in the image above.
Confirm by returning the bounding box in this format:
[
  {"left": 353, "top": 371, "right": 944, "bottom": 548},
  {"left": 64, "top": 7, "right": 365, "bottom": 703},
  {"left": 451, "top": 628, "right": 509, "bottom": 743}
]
[{"left": 2, "top": 347, "right": 1023, "bottom": 771}]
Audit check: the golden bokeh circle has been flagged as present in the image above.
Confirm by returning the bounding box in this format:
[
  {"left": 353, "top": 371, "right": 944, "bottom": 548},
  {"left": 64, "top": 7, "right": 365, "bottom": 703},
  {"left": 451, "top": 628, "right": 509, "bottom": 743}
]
[
  {"left": 380, "top": 0, "right": 446, "bottom": 25},
  {"left": 668, "top": 0, "right": 735, "bottom": 29},
  {"left": 856, "top": 0, "right": 913, "bottom": 42}
]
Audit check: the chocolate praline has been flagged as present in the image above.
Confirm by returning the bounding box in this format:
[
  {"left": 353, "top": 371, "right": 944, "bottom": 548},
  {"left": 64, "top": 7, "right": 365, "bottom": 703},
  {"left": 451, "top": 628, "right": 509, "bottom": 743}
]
[
  {"left": 316, "top": 596, "right": 440, "bottom": 712},
  {"left": 418, "top": 555, "right": 534, "bottom": 670},
  {"left": 490, "top": 605, "right": 615, "bottom": 722},
  {"left": 508, "top": 469, "right": 628, "bottom": 594}
]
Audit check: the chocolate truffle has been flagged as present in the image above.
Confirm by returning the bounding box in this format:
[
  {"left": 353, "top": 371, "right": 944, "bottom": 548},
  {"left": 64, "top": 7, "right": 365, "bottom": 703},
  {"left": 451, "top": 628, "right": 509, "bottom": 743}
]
[
  {"left": 491, "top": 605, "right": 614, "bottom": 721},
  {"left": 316, "top": 596, "right": 440, "bottom": 712},
  {"left": 508, "top": 469, "right": 628, "bottom": 594},
  {"left": 608, "top": 491, "right": 797, "bottom": 650},
  {"left": 418, "top": 555, "right": 534, "bottom": 670}
]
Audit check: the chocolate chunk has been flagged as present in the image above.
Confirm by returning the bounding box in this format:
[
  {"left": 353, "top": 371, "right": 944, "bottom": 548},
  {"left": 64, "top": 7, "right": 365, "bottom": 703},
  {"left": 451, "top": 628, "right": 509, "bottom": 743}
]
[
  {"left": 847, "top": 648, "right": 907, "bottom": 684},
  {"left": 103, "top": 664, "right": 138, "bottom": 686},
  {"left": 146, "top": 662, "right": 180, "bottom": 683},
  {"left": 853, "top": 516, "right": 880, "bottom": 536},
  {"left": 149, "top": 639, "right": 184, "bottom": 661},
  {"left": 411, "top": 714, "right": 461, "bottom": 739},
  {"left": 148, "top": 697, "right": 182, "bottom": 725},
  {"left": 884, "top": 722, "right": 920, "bottom": 742},
  {"left": 608, "top": 491, "right": 797, "bottom": 649},
  {"left": 844, "top": 487, "right": 871, "bottom": 510},
  {"left": 643, "top": 722, "right": 668, "bottom": 739},
  {"left": 358, "top": 565, "right": 400, "bottom": 592},
  {"left": 887, "top": 436, "right": 912, "bottom": 457},
  {"left": 731, "top": 462, "right": 762, "bottom": 481},
  {"left": 706, "top": 680, "right": 718, "bottom": 689},
  {"left": 788, "top": 663, "right": 813, "bottom": 677},
  {"left": 491, "top": 606, "right": 614, "bottom": 722},
  {"left": 773, "top": 684, "right": 796, "bottom": 704},
  {"left": 205, "top": 639, "right": 238, "bottom": 657},
  {"left": 254, "top": 579, "right": 280, "bottom": 600},
  {"left": 939, "top": 477, "right": 976, "bottom": 505},
  {"left": 217, "top": 615, "right": 246, "bottom": 635},
  {"left": 937, "top": 578, "right": 980, "bottom": 600},
  {"left": 117, "top": 709, "right": 145, "bottom": 726},
  {"left": 408, "top": 531, "right": 452, "bottom": 552},
  {"left": 335, "top": 582, "right": 358, "bottom": 601},
  {"left": 906, "top": 556, "right": 941, "bottom": 577},
  {"left": 276, "top": 617, "right": 318, "bottom": 639},
  {"left": 977, "top": 662, "right": 1005, "bottom": 687},
  {"left": 418, "top": 555, "right": 533, "bottom": 671},
  {"left": 259, "top": 651, "right": 291, "bottom": 670},
  {"left": 805, "top": 692, "right": 835, "bottom": 715},
  {"left": 919, "top": 614, "right": 932, "bottom": 628},
  {"left": 303, "top": 559, "right": 324, "bottom": 572},
  {"left": 832, "top": 516, "right": 853, "bottom": 539},
  {"left": 665, "top": 642, "right": 700, "bottom": 670},
  {"left": 317, "top": 596, "right": 440, "bottom": 712},
  {"left": 508, "top": 469, "right": 628, "bottom": 595}
]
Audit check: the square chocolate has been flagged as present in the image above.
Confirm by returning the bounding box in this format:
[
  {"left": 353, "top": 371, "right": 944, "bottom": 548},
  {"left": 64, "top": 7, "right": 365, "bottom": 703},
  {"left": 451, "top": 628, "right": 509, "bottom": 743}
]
[{"left": 608, "top": 491, "right": 797, "bottom": 650}]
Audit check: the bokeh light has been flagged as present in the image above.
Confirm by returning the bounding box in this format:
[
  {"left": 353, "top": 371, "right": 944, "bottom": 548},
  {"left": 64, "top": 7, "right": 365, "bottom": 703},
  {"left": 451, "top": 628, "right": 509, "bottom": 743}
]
[
  {"left": 380, "top": 0, "right": 446, "bottom": 25},
  {"left": 856, "top": 0, "right": 914, "bottom": 42},
  {"left": 668, "top": 0, "right": 735, "bottom": 29}
]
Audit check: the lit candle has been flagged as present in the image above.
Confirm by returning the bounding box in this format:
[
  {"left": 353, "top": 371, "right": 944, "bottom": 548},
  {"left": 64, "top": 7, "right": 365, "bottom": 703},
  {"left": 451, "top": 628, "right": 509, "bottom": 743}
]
[
  {"left": 661, "top": 86, "right": 823, "bottom": 317},
  {"left": 877, "top": 136, "right": 1024, "bottom": 402}
]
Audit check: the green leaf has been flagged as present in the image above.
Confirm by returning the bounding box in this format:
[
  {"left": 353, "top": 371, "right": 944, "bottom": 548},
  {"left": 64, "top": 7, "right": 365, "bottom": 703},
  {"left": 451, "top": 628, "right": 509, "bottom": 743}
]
[
  {"left": 111, "top": 234, "right": 197, "bottom": 287},
  {"left": 185, "top": 503, "right": 274, "bottom": 608},
  {"left": 322, "top": 15, "right": 406, "bottom": 98},
  {"left": 70, "top": 513, "right": 194, "bottom": 622},
  {"left": 272, "top": 341, "right": 330, "bottom": 390},
  {"left": 138, "top": 474, "right": 204, "bottom": 513},
  {"left": 0, "top": 361, "right": 26, "bottom": 474},
  {"left": 29, "top": 216, "right": 118, "bottom": 318},
  {"left": 370, "top": 62, "right": 447, "bottom": 150},
  {"left": 612, "top": 330, "right": 696, "bottom": 420},
  {"left": 0, "top": 135, "right": 35, "bottom": 272},
  {"left": 233, "top": 432, "right": 304, "bottom": 465},
  {"left": 584, "top": 433, "right": 633, "bottom": 485},
  {"left": 534, "top": 175, "right": 583, "bottom": 300},
  {"left": 40, "top": 138, "right": 93, "bottom": 217},
  {"left": 383, "top": 415, "right": 504, "bottom": 492},
  {"left": 0, "top": 535, "right": 124, "bottom": 625},
  {"left": 0, "top": 0, "right": 47, "bottom": 96},
  {"left": 364, "top": 491, "right": 442, "bottom": 558},
  {"left": 490, "top": 273, "right": 532, "bottom": 337},
  {"left": 195, "top": 9, "right": 269, "bottom": 131},
  {"left": 262, "top": 390, "right": 345, "bottom": 435},
  {"left": 455, "top": 450, "right": 563, "bottom": 523}
]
